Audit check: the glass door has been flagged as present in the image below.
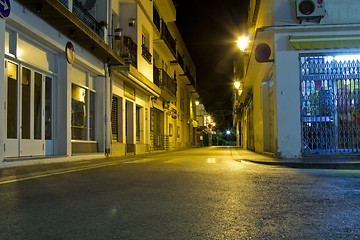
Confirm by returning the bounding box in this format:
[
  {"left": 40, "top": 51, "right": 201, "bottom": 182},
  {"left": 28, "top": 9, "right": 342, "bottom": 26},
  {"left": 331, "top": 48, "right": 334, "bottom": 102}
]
[{"left": 4, "top": 60, "right": 53, "bottom": 158}]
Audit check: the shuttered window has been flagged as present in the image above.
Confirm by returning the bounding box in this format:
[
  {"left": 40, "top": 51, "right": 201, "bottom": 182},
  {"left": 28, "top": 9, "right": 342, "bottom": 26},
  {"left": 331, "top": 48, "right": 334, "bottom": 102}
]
[{"left": 111, "top": 96, "right": 118, "bottom": 141}]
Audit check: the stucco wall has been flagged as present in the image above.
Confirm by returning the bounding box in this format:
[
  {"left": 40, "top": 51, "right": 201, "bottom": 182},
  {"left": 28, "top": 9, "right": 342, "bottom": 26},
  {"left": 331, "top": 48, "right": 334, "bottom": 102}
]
[
  {"left": 274, "top": 34, "right": 302, "bottom": 158},
  {"left": 274, "top": 0, "right": 360, "bottom": 25}
]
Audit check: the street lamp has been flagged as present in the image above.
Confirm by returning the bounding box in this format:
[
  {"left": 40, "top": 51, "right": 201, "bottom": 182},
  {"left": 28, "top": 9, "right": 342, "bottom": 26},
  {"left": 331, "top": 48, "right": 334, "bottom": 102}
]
[
  {"left": 234, "top": 81, "right": 240, "bottom": 89},
  {"left": 195, "top": 100, "right": 200, "bottom": 106},
  {"left": 237, "top": 36, "right": 249, "bottom": 52}
]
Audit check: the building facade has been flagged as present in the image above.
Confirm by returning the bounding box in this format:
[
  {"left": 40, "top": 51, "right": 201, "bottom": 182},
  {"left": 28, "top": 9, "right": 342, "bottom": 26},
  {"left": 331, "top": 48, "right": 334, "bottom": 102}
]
[
  {"left": 0, "top": 0, "right": 198, "bottom": 167},
  {"left": 234, "top": 0, "right": 360, "bottom": 158}
]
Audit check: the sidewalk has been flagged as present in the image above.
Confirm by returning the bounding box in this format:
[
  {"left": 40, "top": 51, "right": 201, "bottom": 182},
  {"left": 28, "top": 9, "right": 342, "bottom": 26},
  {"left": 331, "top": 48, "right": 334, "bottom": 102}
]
[{"left": 231, "top": 147, "right": 360, "bottom": 170}]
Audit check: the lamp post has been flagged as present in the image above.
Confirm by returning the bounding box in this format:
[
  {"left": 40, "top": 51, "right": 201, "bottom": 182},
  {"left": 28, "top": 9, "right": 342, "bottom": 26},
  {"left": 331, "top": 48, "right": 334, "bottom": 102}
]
[{"left": 233, "top": 36, "right": 250, "bottom": 148}]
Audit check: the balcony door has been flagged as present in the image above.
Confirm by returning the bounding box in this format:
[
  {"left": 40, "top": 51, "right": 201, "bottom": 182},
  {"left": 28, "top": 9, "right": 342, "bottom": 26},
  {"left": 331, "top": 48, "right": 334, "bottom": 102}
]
[{"left": 4, "top": 60, "right": 53, "bottom": 158}]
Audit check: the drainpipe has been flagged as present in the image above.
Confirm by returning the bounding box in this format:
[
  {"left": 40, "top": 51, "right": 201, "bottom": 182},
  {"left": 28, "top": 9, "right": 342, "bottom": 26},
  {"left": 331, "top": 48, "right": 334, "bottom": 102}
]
[{"left": 104, "top": 63, "right": 111, "bottom": 156}]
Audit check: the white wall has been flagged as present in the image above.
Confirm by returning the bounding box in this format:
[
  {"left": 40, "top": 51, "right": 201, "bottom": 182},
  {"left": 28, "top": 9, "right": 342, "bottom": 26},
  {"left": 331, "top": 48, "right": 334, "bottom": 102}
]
[
  {"left": 0, "top": 19, "right": 5, "bottom": 162},
  {"left": 274, "top": 0, "right": 360, "bottom": 25},
  {"left": 274, "top": 33, "right": 302, "bottom": 158}
]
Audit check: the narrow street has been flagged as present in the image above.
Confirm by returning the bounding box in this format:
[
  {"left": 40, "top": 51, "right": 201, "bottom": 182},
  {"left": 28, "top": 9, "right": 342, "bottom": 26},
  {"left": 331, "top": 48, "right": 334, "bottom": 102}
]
[{"left": 0, "top": 147, "right": 359, "bottom": 239}]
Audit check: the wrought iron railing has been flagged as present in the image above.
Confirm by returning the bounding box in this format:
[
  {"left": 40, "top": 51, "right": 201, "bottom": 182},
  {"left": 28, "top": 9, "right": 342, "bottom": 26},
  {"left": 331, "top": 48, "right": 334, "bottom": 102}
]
[
  {"left": 112, "top": 36, "right": 137, "bottom": 68},
  {"left": 161, "top": 69, "right": 177, "bottom": 97},
  {"left": 177, "top": 51, "right": 185, "bottom": 71},
  {"left": 153, "top": 5, "right": 161, "bottom": 32},
  {"left": 153, "top": 67, "right": 177, "bottom": 97},
  {"left": 72, "top": 0, "right": 104, "bottom": 39},
  {"left": 58, "top": 0, "right": 69, "bottom": 8},
  {"left": 153, "top": 66, "right": 161, "bottom": 86},
  {"left": 161, "top": 20, "right": 176, "bottom": 56},
  {"left": 185, "top": 67, "right": 196, "bottom": 87},
  {"left": 142, "top": 45, "right": 152, "bottom": 63}
]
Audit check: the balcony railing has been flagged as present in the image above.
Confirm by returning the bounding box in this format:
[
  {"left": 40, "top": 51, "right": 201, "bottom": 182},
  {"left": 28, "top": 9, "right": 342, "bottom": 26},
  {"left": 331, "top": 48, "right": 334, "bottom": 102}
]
[
  {"left": 112, "top": 36, "right": 137, "bottom": 68},
  {"left": 153, "top": 66, "right": 177, "bottom": 97},
  {"left": 153, "top": 5, "right": 161, "bottom": 32},
  {"left": 72, "top": 0, "right": 104, "bottom": 39},
  {"left": 161, "top": 20, "right": 176, "bottom": 56},
  {"left": 185, "top": 67, "right": 196, "bottom": 88},
  {"left": 59, "top": 0, "right": 68, "bottom": 8},
  {"left": 142, "top": 45, "right": 152, "bottom": 63},
  {"left": 177, "top": 51, "right": 185, "bottom": 71},
  {"left": 154, "top": 66, "right": 161, "bottom": 86},
  {"left": 161, "top": 69, "right": 177, "bottom": 97}
]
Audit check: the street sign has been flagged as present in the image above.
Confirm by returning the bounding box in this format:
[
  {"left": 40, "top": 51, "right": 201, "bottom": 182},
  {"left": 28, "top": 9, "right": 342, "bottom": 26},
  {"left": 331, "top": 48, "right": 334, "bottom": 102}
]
[{"left": 0, "top": 0, "right": 10, "bottom": 19}]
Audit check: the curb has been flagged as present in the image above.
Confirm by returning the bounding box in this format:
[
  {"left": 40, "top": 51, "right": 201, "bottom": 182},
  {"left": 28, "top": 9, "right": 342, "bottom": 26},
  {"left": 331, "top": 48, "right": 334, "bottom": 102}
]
[{"left": 240, "top": 159, "right": 360, "bottom": 170}]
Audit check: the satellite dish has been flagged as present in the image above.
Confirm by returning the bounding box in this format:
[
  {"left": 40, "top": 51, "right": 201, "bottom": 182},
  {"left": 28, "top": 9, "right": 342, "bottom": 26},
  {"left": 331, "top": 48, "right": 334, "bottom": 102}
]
[{"left": 84, "top": 0, "right": 96, "bottom": 10}]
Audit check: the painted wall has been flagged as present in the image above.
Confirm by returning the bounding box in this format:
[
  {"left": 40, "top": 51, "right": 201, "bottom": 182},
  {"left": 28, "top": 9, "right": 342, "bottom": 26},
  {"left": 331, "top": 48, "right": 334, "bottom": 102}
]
[
  {"left": 273, "top": 0, "right": 360, "bottom": 25},
  {"left": 274, "top": 33, "right": 302, "bottom": 158},
  {"left": 137, "top": 5, "right": 153, "bottom": 82}
]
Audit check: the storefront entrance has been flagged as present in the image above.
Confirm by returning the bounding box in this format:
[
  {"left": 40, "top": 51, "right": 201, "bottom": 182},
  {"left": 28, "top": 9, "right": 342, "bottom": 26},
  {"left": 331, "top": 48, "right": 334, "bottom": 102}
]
[
  {"left": 4, "top": 60, "right": 53, "bottom": 158},
  {"left": 301, "top": 54, "right": 360, "bottom": 154},
  {"left": 150, "top": 108, "right": 164, "bottom": 150}
]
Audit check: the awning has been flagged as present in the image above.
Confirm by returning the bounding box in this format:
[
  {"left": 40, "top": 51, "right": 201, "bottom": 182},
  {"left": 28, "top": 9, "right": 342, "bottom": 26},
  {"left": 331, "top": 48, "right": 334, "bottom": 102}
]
[{"left": 289, "top": 35, "right": 360, "bottom": 50}]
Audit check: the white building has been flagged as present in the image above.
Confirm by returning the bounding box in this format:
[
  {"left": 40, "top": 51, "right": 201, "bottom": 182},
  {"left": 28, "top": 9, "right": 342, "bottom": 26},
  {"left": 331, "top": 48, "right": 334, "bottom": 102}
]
[
  {"left": 0, "top": 0, "right": 198, "bottom": 167},
  {"left": 234, "top": 0, "right": 360, "bottom": 158}
]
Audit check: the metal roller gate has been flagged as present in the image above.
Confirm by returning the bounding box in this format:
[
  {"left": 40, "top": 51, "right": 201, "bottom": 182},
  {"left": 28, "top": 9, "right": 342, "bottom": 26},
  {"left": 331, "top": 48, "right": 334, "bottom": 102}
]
[{"left": 301, "top": 54, "right": 360, "bottom": 154}]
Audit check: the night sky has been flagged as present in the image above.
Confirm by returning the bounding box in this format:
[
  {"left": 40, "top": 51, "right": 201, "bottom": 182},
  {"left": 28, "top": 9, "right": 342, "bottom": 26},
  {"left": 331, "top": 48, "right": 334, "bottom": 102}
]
[{"left": 176, "top": 0, "right": 249, "bottom": 131}]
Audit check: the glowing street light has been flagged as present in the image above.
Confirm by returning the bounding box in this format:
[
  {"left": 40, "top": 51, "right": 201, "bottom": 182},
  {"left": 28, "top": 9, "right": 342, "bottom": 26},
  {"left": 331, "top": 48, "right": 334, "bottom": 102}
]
[
  {"left": 237, "top": 36, "right": 249, "bottom": 52},
  {"left": 195, "top": 100, "right": 200, "bottom": 106},
  {"left": 234, "top": 81, "right": 240, "bottom": 89},
  {"left": 226, "top": 130, "right": 231, "bottom": 135}
]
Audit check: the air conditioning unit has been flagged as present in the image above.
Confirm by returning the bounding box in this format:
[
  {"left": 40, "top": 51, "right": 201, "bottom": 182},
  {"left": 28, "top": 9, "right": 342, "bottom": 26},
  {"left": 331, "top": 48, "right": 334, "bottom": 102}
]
[{"left": 296, "top": 0, "right": 326, "bottom": 19}]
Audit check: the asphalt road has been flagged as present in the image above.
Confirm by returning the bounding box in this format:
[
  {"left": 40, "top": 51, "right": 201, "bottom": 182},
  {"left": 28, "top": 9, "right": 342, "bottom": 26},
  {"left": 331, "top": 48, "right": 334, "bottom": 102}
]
[{"left": 0, "top": 147, "right": 359, "bottom": 239}]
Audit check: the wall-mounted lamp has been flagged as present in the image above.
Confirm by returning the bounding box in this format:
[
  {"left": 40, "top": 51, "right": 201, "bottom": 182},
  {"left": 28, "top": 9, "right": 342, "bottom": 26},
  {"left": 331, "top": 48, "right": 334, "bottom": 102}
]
[
  {"left": 195, "top": 100, "right": 200, "bottom": 106},
  {"left": 114, "top": 28, "right": 122, "bottom": 40},
  {"left": 234, "top": 81, "right": 241, "bottom": 89},
  {"left": 150, "top": 96, "right": 157, "bottom": 104},
  {"left": 129, "top": 18, "right": 136, "bottom": 27},
  {"left": 237, "top": 36, "right": 249, "bottom": 52},
  {"left": 163, "top": 101, "right": 170, "bottom": 110}
]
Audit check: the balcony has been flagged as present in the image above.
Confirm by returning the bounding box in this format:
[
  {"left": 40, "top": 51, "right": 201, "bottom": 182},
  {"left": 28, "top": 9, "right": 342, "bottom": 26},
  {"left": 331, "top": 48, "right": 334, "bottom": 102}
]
[
  {"left": 153, "top": 5, "right": 161, "bottom": 33},
  {"left": 154, "top": 0, "right": 176, "bottom": 22},
  {"left": 154, "top": 20, "right": 176, "bottom": 60},
  {"left": 112, "top": 36, "right": 137, "bottom": 68},
  {"left": 18, "top": 0, "right": 124, "bottom": 65},
  {"left": 72, "top": 0, "right": 104, "bottom": 39},
  {"left": 142, "top": 45, "right": 152, "bottom": 63},
  {"left": 153, "top": 66, "right": 177, "bottom": 101},
  {"left": 170, "top": 51, "right": 185, "bottom": 74},
  {"left": 185, "top": 67, "right": 196, "bottom": 89}
]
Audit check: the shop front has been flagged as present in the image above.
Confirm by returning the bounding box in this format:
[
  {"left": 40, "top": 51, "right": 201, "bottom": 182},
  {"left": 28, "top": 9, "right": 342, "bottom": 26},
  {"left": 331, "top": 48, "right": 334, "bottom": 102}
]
[{"left": 300, "top": 53, "right": 360, "bottom": 154}]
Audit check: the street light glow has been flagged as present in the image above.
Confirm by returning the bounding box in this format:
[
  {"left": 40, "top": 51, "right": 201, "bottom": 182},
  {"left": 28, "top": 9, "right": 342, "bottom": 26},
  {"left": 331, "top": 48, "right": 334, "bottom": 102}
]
[
  {"left": 234, "top": 81, "right": 240, "bottom": 89},
  {"left": 226, "top": 130, "right": 231, "bottom": 135},
  {"left": 237, "top": 36, "right": 249, "bottom": 52},
  {"left": 195, "top": 100, "right": 200, "bottom": 106}
]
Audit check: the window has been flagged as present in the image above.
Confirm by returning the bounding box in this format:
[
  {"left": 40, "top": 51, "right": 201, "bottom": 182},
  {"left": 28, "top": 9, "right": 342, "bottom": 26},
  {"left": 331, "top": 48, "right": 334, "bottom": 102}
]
[
  {"left": 71, "top": 84, "right": 95, "bottom": 141},
  {"left": 45, "top": 76, "right": 52, "bottom": 140},
  {"left": 111, "top": 96, "right": 123, "bottom": 142},
  {"left": 136, "top": 106, "right": 141, "bottom": 142},
  {"left": 111, "top": 96, "right": 118, "bottom": 141}
]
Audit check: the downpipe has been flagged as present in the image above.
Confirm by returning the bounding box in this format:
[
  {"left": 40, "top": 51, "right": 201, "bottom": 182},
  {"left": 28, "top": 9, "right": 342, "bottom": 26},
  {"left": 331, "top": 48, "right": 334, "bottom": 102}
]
[{"left": 104, "top": 63, "right": 111, "bottom": 156}]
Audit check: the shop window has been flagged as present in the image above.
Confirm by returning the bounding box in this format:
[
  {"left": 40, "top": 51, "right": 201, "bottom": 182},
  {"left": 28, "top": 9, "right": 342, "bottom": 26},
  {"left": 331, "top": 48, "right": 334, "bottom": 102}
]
[
  {"left": 45, "top": 76, "right": 52, "bottom": 140},
  {"left": 7, "top": 62, "right": 18, "bottom": 139},
  {"left": 71, "top": 84, "right": 95, "bottom": 141}
]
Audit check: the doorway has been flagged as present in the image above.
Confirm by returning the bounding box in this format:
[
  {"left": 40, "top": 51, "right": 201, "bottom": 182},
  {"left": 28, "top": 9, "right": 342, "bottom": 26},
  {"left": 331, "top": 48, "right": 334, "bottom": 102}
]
[{"left": 4, "top": 60, "right": 53, "bottom": 158}]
